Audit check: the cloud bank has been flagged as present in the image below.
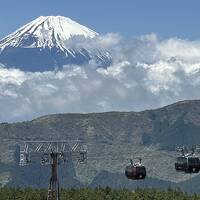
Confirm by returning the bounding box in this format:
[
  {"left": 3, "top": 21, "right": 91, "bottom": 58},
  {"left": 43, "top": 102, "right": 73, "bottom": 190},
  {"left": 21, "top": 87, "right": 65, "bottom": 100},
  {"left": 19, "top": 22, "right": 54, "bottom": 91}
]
[{"left": 1, "top": 34, "right": 200, "bottom": 122}]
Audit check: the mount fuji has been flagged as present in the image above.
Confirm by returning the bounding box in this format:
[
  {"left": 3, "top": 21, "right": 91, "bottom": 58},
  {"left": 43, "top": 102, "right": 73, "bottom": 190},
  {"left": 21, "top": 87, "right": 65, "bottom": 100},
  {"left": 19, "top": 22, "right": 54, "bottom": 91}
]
[{"left": 0, "top": 16, "right": 112, "bottom": 71}]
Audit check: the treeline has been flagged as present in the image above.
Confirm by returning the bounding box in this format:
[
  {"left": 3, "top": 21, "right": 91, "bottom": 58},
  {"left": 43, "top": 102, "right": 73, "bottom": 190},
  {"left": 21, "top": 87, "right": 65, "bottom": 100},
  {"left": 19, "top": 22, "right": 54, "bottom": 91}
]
[{"left": 0, "top": 187, "right": 200, "bottom": 200}]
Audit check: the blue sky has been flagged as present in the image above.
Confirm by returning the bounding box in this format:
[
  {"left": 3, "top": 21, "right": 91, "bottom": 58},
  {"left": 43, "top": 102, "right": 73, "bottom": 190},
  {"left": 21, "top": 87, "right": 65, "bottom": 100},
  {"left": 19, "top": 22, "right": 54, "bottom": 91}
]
[
  {"left": 1, "top": 0, "right": 200, "bottom": 121},
  {"left": 0, "top": 0, "right": 199, "bottom": 40}
]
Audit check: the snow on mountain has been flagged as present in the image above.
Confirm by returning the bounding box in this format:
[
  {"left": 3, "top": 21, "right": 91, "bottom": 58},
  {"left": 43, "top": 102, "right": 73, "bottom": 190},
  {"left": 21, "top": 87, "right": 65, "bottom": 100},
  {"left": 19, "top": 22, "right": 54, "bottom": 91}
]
[
  {"left": 0, "top": 16, "right": 111, "bottom": 71},
  {"left": 0, "top": 16, "right": 98, "bottom": 49}
]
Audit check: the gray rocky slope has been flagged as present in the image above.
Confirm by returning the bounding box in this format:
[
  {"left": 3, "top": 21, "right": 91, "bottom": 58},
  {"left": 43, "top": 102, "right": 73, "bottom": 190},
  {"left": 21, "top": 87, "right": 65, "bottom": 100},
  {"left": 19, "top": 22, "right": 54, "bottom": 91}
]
[{"left": 1, "top": 100, "right": 200, "bottom": 192}]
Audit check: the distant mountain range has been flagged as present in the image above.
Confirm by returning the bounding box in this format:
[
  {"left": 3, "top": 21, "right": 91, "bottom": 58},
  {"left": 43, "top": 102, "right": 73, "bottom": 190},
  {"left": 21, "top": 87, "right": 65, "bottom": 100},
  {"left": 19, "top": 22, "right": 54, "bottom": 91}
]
[
  {"left": 1, "top": 100, "right": 200, "bottom": 192},
  {"left": 0, "top": 16, "right": 112, "bottom": 71}
]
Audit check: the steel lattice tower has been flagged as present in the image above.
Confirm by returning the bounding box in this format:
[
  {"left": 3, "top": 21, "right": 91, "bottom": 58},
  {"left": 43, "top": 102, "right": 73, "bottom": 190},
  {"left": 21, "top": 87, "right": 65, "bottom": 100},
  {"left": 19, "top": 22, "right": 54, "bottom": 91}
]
[{"left": 19, "top": 140, "right": 87, "bottom": 200}]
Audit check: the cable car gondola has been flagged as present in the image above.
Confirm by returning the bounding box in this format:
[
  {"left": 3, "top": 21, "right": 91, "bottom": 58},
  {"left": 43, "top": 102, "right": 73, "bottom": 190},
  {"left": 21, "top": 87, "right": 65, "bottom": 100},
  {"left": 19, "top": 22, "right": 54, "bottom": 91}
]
[
  {"left": 125, "top": 158, "right": 146, "bottom": 180},
  {"left": 175, "top": 156, "right": 187, "bottom": 171},
  {"left": 186, "top": 156, "right": 200, "bottom": 173},
  {"left": 175, "top": 155, "right": 200, "bottom": 173},
  {"left": 175, "top": 146, "right": 200, "bottom": 173}
]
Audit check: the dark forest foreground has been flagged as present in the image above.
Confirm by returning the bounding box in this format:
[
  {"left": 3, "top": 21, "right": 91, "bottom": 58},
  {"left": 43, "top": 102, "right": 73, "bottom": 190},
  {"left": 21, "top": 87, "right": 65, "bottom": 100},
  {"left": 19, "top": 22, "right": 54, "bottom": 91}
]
[{"left": 0, "top": 187, "right": 200, "bottom": 200}]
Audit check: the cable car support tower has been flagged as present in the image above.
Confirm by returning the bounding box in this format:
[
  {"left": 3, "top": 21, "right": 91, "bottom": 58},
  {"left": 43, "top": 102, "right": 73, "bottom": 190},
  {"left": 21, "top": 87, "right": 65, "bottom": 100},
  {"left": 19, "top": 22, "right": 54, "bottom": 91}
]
[{"left": 19, "top": 140, "right": 87, "bottom": 200}]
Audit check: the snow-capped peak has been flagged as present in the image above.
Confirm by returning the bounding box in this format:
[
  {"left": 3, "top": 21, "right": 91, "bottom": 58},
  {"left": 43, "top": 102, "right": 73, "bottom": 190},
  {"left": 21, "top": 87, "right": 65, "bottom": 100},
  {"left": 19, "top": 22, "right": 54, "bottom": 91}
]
[
  {"left": 0, "top": 16, "right": 112, "bottom": 72},
  {"left": 0, "top": 16, "right": 98, "bottom": 50}
]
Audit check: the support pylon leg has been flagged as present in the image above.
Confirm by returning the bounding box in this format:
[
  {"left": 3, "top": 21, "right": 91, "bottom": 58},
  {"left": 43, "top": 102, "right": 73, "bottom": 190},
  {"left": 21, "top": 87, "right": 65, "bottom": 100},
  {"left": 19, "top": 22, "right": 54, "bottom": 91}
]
[
  {"left": 47, "top": 178, "right": 60, "bottom": 200},
  {"left": 47, "top": 153, "right": 60, "bottom": 200}
]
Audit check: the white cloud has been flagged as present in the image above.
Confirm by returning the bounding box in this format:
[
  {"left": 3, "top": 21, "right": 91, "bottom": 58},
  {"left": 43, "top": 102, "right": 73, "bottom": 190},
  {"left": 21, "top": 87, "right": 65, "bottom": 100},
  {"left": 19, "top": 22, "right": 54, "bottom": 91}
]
[
  {"left": 1, "top": 34, "right": 200, "bottom": 122},
  {"left": 158, "top": 38, "right": 200, "bottom": 62}
]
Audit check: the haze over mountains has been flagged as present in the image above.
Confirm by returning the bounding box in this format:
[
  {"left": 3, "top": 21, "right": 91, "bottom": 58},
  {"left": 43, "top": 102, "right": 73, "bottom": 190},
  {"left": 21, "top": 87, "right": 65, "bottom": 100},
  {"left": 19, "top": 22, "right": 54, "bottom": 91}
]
[{"left": 0, "top": 16, "right": 111, "bottom": 71}]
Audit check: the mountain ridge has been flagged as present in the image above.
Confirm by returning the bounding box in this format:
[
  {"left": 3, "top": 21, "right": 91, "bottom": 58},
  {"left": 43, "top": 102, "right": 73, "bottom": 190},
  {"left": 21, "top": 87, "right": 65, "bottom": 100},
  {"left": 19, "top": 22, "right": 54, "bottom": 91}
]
[{"left": 1, "top": 99, "right": 200, "bottom": 190}]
